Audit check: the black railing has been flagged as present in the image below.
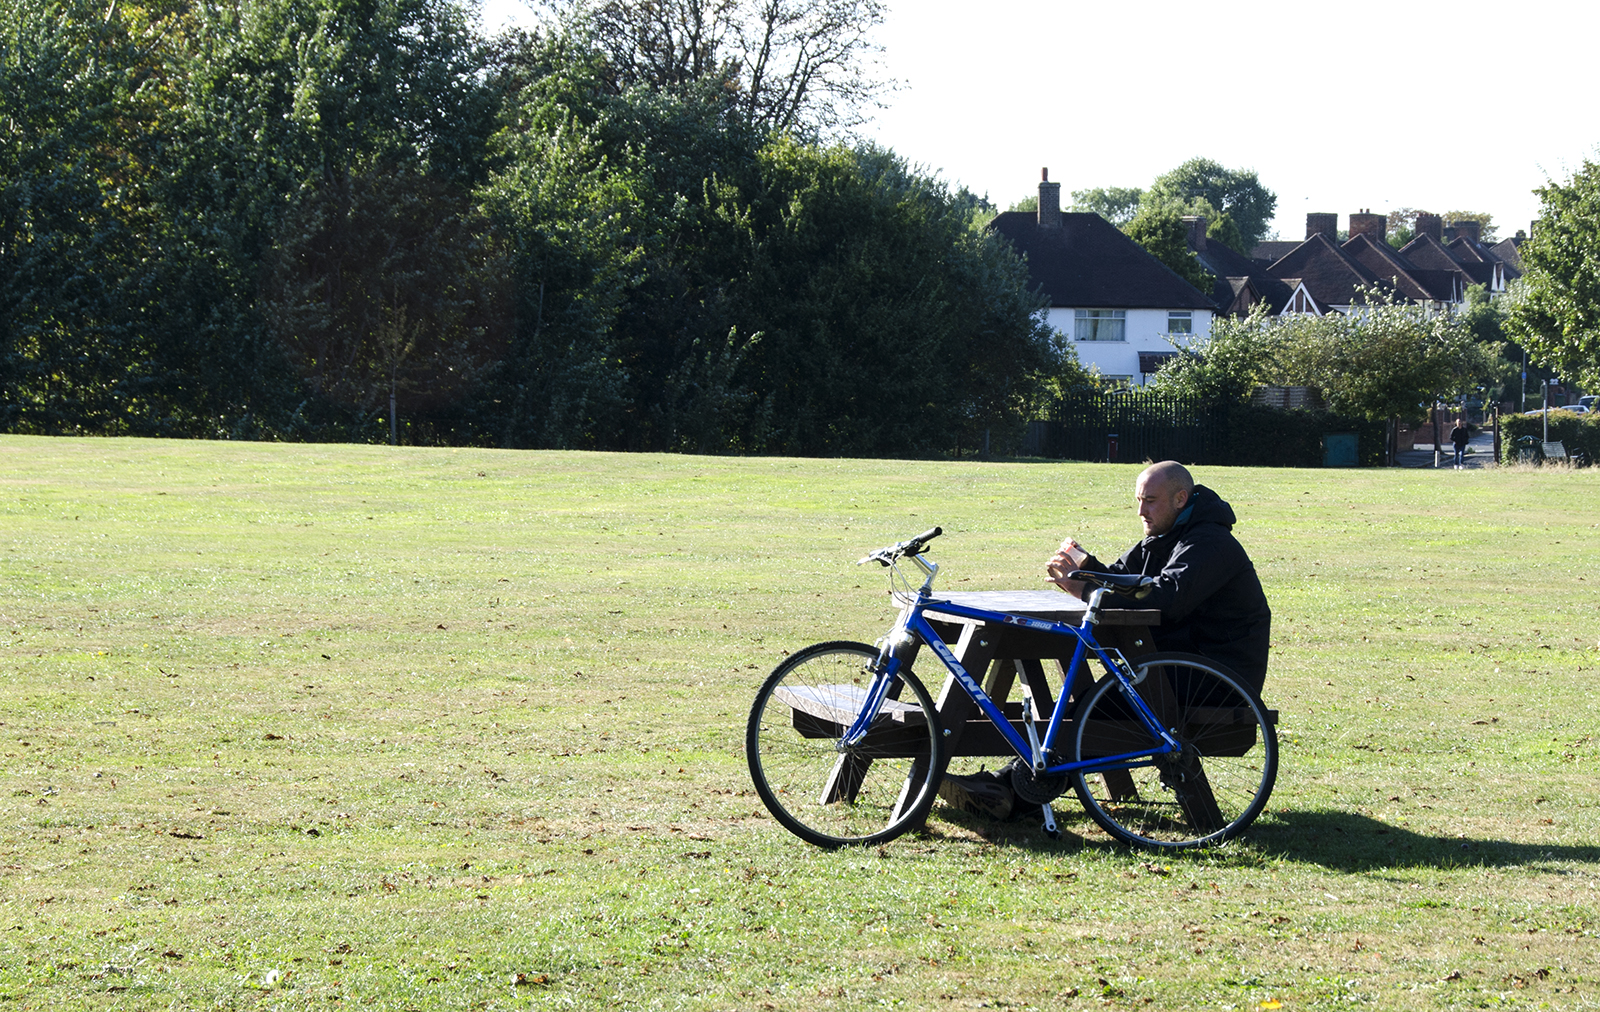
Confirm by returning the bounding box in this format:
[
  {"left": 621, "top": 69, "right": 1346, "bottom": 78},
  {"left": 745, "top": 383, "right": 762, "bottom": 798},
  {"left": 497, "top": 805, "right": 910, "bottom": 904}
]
[
  {"left": 1026, "top": 390, "right": 1227, "bottom": 463},
  {"left": 1023, "top": 390, "right": 1385, "bottom": 467}
]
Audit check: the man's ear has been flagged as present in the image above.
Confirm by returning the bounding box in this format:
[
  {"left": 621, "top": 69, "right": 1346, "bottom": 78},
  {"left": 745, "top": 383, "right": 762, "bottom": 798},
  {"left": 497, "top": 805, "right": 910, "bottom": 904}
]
[{"left": 1174, "top": 487, "right": 1191, "bottom": 507}]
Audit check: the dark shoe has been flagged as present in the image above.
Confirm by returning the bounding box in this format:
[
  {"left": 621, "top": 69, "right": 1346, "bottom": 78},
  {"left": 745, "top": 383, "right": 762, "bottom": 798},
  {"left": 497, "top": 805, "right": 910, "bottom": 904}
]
[{"left": 938, "top": 768, "right": 1015, "bottom": 821}]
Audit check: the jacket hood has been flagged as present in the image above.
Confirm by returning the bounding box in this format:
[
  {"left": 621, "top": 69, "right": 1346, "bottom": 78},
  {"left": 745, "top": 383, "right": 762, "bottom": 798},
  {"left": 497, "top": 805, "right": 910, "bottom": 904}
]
[{"left": 1169, "top": 484, "right": 1237, "bottom": 535}]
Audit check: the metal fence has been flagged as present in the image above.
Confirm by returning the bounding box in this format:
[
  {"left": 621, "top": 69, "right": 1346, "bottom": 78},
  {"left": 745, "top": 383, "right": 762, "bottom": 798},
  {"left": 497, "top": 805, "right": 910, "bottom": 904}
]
[{"left": 1024, "top": 390, "right": 1228, "bottom": 463}]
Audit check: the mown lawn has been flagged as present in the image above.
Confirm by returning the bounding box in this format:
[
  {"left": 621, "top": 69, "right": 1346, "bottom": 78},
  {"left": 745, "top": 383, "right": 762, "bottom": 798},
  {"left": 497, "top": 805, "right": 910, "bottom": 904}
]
[{"left": 2, "top": 435, "right": 1596, "bottom": 1011}]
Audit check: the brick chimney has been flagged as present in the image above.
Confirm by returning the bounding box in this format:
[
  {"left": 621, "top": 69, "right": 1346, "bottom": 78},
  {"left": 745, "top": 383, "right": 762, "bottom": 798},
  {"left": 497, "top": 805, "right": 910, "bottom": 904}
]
[
  {"left": 1415, "top": 213, "right": 1442, "bottom": 242},
  {"left": 1038, "top": 167, "right": 1061, "bottom": 230},
  {"left": 1181, "top": 215, "right": 1208, "bottom": 251},
  {"left": 1306, "top": 212, "right": 1337, "bottom": 240},
  {"left": 1449, "top": 219, "right": 1481, "bottom": 243},
  {"left": 1349, "top": 209, "right": 1387, "bottom": 244}
]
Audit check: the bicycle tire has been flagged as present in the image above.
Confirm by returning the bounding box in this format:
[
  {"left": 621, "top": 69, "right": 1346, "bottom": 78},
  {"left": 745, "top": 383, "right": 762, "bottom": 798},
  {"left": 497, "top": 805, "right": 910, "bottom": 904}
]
[
  {"left": 1070, "top": 652, "right": 1277, "bottom": 849},
  {"left": 746, "top": 641, "right": 946, "bottom": 848}
]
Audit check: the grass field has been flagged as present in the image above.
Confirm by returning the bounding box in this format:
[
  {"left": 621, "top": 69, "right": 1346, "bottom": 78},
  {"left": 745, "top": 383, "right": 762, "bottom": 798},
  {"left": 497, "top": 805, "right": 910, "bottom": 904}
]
[{"left": 2, "top": 435, "right": 1596, "bottom": 1011}]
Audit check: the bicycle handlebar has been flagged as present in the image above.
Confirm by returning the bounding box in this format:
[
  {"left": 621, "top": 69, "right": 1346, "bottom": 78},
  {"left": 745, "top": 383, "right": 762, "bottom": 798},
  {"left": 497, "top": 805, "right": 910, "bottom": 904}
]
[{"left": 858, "top": 526, "right": 943, "bottom": 566}]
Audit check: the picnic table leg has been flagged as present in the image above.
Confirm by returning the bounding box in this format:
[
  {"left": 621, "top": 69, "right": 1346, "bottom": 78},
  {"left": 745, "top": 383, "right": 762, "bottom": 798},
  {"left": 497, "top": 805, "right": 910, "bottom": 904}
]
[
  {"left": 893, "top": 624, "right": 1000, "bottom": 823},
  {"left": 819, "top": 645, "right": 918, "bottom": 806}
]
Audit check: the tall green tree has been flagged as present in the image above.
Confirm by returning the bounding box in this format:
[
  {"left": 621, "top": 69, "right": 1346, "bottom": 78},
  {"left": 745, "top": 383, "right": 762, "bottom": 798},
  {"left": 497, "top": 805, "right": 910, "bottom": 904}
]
[
  {"left": 1, "top": 0, "right": 172, "bottom": 433},
  {"left": 1121, "top": 205, "right": 1213, "bottom": 295},
  {"left": 1146, "top": 158, "right": 1277, "bottom": 249},
  {"left": 1505, "top": 160, "right": 1600, "bottom": 393},
  {"left": 711, "top": 138, "right": 1054, "bottom": 455},
  {"left": 1069, "top": 186, "right": 1142, "bottom": 227},
  {"left": 158, "top": 0, "right": 499, "bottom": 439}
]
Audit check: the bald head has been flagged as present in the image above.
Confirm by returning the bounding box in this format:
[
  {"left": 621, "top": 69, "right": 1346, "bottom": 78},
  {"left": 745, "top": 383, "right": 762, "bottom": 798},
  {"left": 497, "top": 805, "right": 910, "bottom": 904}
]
[{"left": 1134, "top": 461, "right": 1193, "bottom": 537}]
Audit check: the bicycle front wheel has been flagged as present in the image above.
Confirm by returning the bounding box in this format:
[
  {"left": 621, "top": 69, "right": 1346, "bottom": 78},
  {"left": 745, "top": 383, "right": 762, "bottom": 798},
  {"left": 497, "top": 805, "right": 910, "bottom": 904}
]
[
  {"left": 1071, "top": 652, "right": 1277, "bottom": 849},
  {"left": 746, "top": 641, "right": 946, "bottom": 848}
]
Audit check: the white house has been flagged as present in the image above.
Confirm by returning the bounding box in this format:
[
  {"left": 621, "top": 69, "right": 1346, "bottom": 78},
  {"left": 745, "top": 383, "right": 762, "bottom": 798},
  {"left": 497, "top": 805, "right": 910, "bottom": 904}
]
[{"left": 989, "top": 170, "right": 1215, "bottom": 386}]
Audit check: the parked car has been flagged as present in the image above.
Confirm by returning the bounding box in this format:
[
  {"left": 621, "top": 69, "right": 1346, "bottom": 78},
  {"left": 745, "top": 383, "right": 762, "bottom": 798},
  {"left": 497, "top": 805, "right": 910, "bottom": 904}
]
[
  {"left": 1556, "top": 404, "right": 1588, "bottom": 414},
  {"left": 1581, "top": 394, "right": 1597, "bottom": 411}
]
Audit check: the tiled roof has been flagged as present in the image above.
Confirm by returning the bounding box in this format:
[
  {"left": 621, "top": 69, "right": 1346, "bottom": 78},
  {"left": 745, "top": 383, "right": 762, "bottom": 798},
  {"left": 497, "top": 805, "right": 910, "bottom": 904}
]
[
  {"left": 1489, "top": 237, "right": 1524, "bottom": 271},
  {"left": 1397, "top": 234, "right": 1462, "bottom": 272},
  {"left": 1340, "top": 234, "right": 1456, "bottom": 302},
  {"left": 989, "top": 212, "right": 1215, "bottom": 309},
  {"left": 1260, "top": 232, "right": 1396, "bottom": 307},
  {"left": 1251, "top": 241, "right": 1301, "bottom": 266}
]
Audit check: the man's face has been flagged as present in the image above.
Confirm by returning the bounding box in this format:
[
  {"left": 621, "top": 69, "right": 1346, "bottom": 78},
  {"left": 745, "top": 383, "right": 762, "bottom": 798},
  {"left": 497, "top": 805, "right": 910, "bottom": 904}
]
[{"left": 1134, "top": 472, "right": 1189, "bottom": 537}]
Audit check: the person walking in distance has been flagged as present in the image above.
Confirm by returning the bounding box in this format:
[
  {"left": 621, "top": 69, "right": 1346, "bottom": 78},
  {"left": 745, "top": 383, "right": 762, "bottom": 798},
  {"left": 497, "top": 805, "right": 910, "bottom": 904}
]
[{"left": 1450, "top": 418, "right": 1470, "bottom": 469}]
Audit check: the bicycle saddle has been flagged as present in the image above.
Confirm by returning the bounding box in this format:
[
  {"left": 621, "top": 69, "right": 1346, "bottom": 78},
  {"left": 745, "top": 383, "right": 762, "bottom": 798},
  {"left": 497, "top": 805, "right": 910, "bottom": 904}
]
[{"left": 1064, "top": 570, "right": 1157, "bottom": 600}]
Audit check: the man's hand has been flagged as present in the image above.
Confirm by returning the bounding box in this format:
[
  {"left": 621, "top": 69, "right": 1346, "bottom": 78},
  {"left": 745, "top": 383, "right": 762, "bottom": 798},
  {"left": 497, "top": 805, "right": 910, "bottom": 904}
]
[{"left": 1046, "top": 538, "right": 1089, "bottom": 596}]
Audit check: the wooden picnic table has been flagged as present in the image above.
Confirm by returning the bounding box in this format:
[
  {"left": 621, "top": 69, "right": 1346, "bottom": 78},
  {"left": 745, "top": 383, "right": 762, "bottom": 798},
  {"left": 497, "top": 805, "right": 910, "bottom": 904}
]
[{"left": 916, "top": 589, "right": 1159, "bottom": 759}]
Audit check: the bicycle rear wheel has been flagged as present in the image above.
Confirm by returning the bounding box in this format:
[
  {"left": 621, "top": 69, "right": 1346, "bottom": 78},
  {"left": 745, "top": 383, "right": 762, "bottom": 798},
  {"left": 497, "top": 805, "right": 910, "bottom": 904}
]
[
  {"left": 746, "top": 641, "right": 946, "bottom": 848},
  {"left": 1070, "top": 652, "right": 1276, "bottom": 849}
]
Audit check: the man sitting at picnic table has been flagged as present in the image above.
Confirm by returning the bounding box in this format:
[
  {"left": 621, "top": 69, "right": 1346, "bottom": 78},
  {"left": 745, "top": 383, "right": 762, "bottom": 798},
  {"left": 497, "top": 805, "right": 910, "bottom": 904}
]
[{"left": 939, "top": 460, "right": 1272, "bottom": 821}]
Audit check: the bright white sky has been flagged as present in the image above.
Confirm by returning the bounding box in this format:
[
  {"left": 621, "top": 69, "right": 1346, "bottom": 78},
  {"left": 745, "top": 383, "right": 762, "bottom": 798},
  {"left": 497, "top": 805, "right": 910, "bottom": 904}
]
[{"left": 479, "top": 0, "right": 1597, "bottom": 244}]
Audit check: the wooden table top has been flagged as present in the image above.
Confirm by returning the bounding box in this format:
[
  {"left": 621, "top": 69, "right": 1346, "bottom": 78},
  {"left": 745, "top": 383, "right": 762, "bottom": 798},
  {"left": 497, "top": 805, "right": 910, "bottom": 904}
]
[{"left": 924, "top": 589, "right": 1160, "bottom": 627}]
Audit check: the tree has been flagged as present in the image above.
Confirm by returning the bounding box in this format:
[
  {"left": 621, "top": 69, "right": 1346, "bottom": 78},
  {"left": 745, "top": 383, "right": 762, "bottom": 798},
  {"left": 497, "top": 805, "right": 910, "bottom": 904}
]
[
  {"left": 1, "top": 0, "right": 170, "bottom": 433},
  {"left": 261, "top": 170, "right": 507, "bottom": 444},
  {"left": 1505, "top": 160, "right": 1600, "bottom": 393},
  {"left": 1439, "top": 210, "right": 1497, "bottom": 243},
  {"left": 1122, "top": 205, "right": 1213, "bottom": 295},
  {"left": 1154, "top": 292, "right": 1506, "bottom": 461},
  {"left": 1069, "top": 186, "right": 1142, "bottom": 227},
  {"left": 709, "top": 138, "right": 1057, "bottom": 455},
  {"left": 539, "top": 0, "right": 890, "bottom": 135},
  {"left": 1146, "top": 158, "right": 1277, "bottom": 249}
]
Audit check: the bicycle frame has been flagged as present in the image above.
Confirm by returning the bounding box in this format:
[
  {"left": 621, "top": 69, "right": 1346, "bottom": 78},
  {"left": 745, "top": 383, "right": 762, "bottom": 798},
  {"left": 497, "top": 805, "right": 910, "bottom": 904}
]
[{"left": 842, "top": 555, "right": 1181, "bottom": 779}]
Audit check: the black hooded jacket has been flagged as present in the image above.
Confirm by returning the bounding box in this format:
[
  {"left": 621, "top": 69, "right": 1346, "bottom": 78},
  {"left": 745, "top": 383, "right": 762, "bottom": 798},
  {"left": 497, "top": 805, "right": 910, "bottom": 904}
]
[{"left": 1081, "top": 484, "right": 1271, "bottom": 691}]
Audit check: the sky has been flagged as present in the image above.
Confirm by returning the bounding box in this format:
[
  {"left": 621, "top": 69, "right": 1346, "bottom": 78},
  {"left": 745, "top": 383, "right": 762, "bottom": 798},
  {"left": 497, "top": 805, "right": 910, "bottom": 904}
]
[{"left": 479, "top": 0, "right": 1598, "bottom": 245}]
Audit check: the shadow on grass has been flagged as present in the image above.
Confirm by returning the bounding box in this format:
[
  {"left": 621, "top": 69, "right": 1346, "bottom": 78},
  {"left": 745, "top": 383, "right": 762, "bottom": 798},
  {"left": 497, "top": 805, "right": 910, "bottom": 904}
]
[
  {"left": 922, "top": 806, "right": 1600, "bottom": 872},
  {"left": 1252, "top": 810, "right": 1600, "bottom": 872}
]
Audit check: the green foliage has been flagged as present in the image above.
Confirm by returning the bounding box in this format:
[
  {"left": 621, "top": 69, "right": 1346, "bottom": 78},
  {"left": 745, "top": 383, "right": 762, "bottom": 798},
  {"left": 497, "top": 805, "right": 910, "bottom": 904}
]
[
  {"left": 1146, "top": 158, "right": 1277, "bottom": 249},
  {"left": 711, "top": 138, "right": 1056, "bottom": 455},
  {"left": 1499, "top": 408, "right": 1600, "bottom": 465},
  {"left": 0, "top": 0, "right": 167, "bottom": 433},
  {"left": 1069, "top": 185, "right": 1142, "bottom": 226},
  {"left": 1153, "top": 295, "right": 1508, "bottom": 425},
  {"left": 1121, "top": 205, "right": 1213, "bottom": 294},
  {"left": 1440, "top": 209, "right": 1497, "bottom": 242},
  {"left": 1149, "top": 306, "right": 1282, "bottom": 403},
  {"left": 1, "top": 2, "right": 1060, "bottom": 454},
  {"left": 1505, "top": 160, "right": 1600, "bottom": 393}
]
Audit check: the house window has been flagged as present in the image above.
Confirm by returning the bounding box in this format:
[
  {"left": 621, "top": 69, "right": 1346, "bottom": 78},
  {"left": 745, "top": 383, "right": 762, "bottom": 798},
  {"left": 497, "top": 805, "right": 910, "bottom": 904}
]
[
  {"left": 1075, "top": 309, "right": 1126, "bottom": 342},
  {"left": 1167, "top": 311, "right": 1192, "bottom": 334}
]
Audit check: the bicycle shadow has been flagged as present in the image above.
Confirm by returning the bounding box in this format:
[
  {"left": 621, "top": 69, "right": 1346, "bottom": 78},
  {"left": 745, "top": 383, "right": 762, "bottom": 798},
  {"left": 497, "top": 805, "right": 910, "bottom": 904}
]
[
  {"left": 1250, "top": 810, "right": 1600, "bottom": 872},
  {"left": 924, "top": 807, "right": 1600, "bottom": 871}
]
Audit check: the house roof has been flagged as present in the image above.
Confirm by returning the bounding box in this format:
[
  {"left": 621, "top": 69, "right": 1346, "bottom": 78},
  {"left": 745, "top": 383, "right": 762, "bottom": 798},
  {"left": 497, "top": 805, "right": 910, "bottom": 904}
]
[
  {"left": 1489, "top": 237, "right": 1525, "bottom": 271},
  {"left": 1340, "top": 234, "right": 1456, "bottom": 302},
  {"left": 989, "top": 211, "right": 1215, "bottom": 310},
  {"left": 1251, "top": 240, "right": 1302, "bottom": 266},
  {"left": 1447, "top": 236, "right": 1521, "bottom": 283},
  {"left": 1187, "top": 232, "right": 1307, "bottom": 315},
  {"left": 1397, "top": 234, "right": 1464, "bottom": 272},
  {"left": 1260, "top": 232, "right": 1398, "bottom": 307}
]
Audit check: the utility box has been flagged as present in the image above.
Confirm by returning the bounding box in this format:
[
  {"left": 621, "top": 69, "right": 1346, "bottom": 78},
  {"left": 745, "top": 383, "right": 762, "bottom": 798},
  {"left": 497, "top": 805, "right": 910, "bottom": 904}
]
[{"left": 1323, "top": 433, "right": 1358, "bottom": 467}]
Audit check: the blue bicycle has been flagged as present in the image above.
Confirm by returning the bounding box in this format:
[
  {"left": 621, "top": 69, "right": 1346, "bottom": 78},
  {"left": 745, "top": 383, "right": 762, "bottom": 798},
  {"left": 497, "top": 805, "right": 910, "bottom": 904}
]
[{"left": 746, "top": 528, "right": 1278, "bottom": 849}]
